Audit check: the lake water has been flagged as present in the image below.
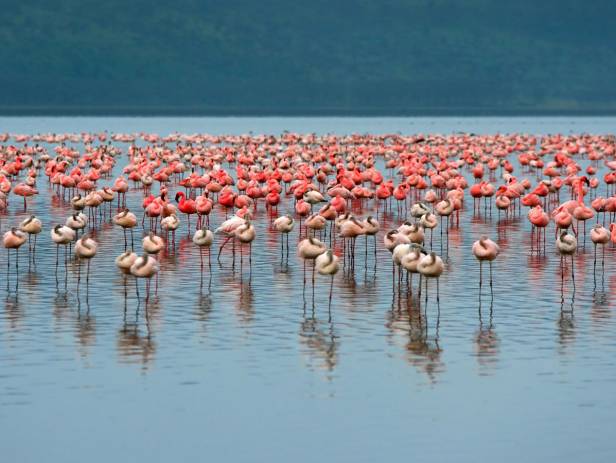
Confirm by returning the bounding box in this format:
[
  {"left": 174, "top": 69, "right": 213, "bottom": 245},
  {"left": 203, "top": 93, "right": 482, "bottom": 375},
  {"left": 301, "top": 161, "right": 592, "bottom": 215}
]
[{"left": 2, "top": 117, "right": 616, "bottom": 463}]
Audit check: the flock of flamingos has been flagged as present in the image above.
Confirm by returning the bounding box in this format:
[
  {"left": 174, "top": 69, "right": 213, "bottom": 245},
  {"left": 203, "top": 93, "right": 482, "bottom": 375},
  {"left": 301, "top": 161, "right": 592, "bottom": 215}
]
[{"left": 1, "top": 131, "right": 615, "bottom": 307}]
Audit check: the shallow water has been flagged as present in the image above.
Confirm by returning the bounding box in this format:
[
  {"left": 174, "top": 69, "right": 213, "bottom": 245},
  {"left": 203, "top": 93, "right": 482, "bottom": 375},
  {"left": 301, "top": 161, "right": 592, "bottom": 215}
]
[{"left": 2, "top": 117, "right": 616, "bottom": 463}]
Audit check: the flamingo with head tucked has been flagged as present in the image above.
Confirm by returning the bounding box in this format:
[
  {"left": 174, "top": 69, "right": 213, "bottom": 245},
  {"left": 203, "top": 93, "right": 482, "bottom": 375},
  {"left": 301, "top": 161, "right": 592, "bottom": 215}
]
[
  {"left": 315, "top": 249, "right": 340, "bottom": 311},
  {"left": 472, "top": 236, "right": 500, "bottom": 296},
  {"left": 19, "top": 215, "right": 42, "bottom": 256},
  {"left": 3, "top": 228, "right": 27, "bottom": 283}
]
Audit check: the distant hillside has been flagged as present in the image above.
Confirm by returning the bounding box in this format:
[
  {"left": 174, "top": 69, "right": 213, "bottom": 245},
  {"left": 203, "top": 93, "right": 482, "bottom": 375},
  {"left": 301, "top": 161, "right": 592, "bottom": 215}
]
[{"left": 2, "top": 0, "right": 616, "bottom": 114}]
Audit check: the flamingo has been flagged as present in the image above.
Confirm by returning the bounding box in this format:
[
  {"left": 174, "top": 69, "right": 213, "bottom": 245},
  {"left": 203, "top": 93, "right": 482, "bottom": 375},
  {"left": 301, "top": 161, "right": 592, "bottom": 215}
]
[
  {"left": 298, "top": 237, "right": 327, "bottom": 299},
  {"left": 3, "top": 228, "right": 27, "bottom": 284},
  {"left": 75, "top": 234, "right": 97, "bottom": 289},
  {"left": 419, "top": 212, "right": 437, "bottom": 248},
  {"left": 176, "top": 191, "right": 197, "bottom": 235},
  {"left": 305, "top": 213, "right": 327, "bottom": 238},
  {"left": 362, "top": 216, "right": 379, "bottom": 263},
  {"left": 315, "top": 249, "right": 340, "bottom": 311},
  {"left": 19, "top": 215, "right": 42, "bottom": 256},
  {"left": 556, "top": 232, "right": 577, "bottom": 286},
  {"left": 142, "top": 232, "right": 164, "bottom": 255},
  {"left": 51, "top": 225, "right": 76, "bottom": 272},
  {"left": 112, "top": 176, "right": 129, "bottom": 208},
  {"left": 144, "top": 199, "right": 163, "bottom": 231},
  {"left": 13, "top": 183, "right": 38, "bottom": 211},
  {"left": 590, "top": 224, "right": 609, "bottom": 276},
  {"left": 472, "top": 236, "right": 500, "bottom": 296},
  {"left": 113, "top": 208, "right": 138, "bottom": 249},
  {"left": 338, "top": 215, "right": 365, "bottom": 269},
  {"left": 400, "top": 244, "right": 426, "bottom": 294},
  {"left": 234, "top": 218, "right": 256, "bottom": 272},
  {"left": 528, "top": 206, "right": 549, "bottom": 253},
  {"left": 66, "top": 212, "right": 87, "bottom": 237},
  {"left": 215, "top": 214, "right": 246, "bottom": 263},
  {"left": 130, "top": 254, "right": 160, "bottom": 301},
  {"left": 161, "top": 215, "right": 180, "bottom": 247},
  {"left": 193, "top": 227, "right": 214, "bottom": 278},
  {"left": 195, "top": 195, "right": 213, "bottom": 228},
  {"left": 392, "top": 243, "right": 412, "bottom": 291},
  {"left": 273, "top": 214, "right": 295, "bottom": 260},
  {"left": 116, "top": 251, "right": 138, "bottom": 274},
  {"left": 417, "top": 251, "right": 444, "bottom": 304},
  {"left": 435, "top": 198, "right": 454, "bottom": 251},
  {"left": 410, "top": 202, "right": 430, "bottom": 219},
  {"left": 71, "top": 194, "right": 86, "bottom": 211}
]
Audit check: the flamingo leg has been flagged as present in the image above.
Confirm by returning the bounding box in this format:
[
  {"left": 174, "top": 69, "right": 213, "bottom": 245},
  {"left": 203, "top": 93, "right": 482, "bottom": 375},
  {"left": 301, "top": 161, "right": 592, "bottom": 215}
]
[
  {"left": 489, "top": 261, "right": 493, "bottom": 299},
  {"left": 217, "top": 235, "right": 232, "bottom": 262},
  {"left": 479, "top": 260, "right": 483, "bottom": 298},
  {"left": 328, "top": 275, "right": 334, "bottom": 313}
]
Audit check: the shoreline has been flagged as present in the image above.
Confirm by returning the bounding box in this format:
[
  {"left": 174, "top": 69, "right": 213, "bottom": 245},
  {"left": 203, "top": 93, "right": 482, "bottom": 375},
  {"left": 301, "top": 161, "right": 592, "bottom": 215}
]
[{"left": 2, "top": 107, "right": 616, "bottom": 117}]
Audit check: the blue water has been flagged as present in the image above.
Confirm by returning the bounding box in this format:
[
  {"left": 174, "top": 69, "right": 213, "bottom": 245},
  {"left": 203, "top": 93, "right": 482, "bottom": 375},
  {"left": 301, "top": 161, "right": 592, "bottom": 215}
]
[{"left": 1, "top": 117, "right": 616, "bottom": 463}]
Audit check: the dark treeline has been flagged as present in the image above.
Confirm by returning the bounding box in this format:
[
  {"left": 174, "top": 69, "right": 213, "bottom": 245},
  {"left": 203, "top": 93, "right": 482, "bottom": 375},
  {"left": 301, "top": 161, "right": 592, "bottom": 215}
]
[{"left": 2, "top": 0, "right": 616, "bottom": 114}]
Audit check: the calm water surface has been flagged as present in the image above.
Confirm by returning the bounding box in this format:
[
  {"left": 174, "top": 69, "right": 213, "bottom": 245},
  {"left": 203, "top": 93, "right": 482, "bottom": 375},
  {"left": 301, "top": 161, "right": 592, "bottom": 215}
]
[{"left": 2, "top": 117, "right": 616, "bottom": 462}]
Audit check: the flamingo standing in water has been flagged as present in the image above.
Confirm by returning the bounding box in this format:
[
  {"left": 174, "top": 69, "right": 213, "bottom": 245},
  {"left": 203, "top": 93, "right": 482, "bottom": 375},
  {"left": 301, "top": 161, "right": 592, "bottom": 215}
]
[
  {"left": 195, "top": 195, "right": 213, "bottom": 228},
  {"left": 298, "top": 237, "right": 327, "bottom": 302},
  {"left": 130, "top": 254, "right": 159, "bottom": 302},
  {"left": 553, "top": 205, "right": 574, "bottom": 238},
  {"left": 384, "top": 229, "right": 411, "bottom": 253},
  {"left": 144, "top": 198, "right": 163, "bottom": 232},
  {"left": 113, "top": 208, "right": 138, "bottom": 249},
  {"left": 305, "top": 213, "right": 327, "bottom": 239},
  {"left": 400, "top": 243, "right": 426, "bottom": 294},
  {"left": 142, "top": 232, "right": 164, "bottom": 255},
  {"left": 528, "top": 206, "right": 549, "bottom": 253},
  {"left": 362, "top": 216, "right": 380, "bottom": 264},
  {"left": 295, "top": 199, "right": 311, "bottom": 235},
  {"left": 556, "top": 232, "right": 577, "bottom": 287},
  {"left": 176, "top": 191, "right": 197, "bottom": 235},
  {"left": 572, "top": 176, "right": 594, "bottom": 247},
  {"left": 392, "top": 243, "right": 412, "bottom": 291},
  {"left": 410, "top": 202, "right": 430, "bottom": 219},
  {"left": 19, "top": 215, "right": 42, "bottom": 256},
  {"left": 112, "top": 176, "right": 129, "bottom": 208},
  {"left": 273, "top": 214, "right": 294, "bottom": 261},
  {"left": 338, "top": 215, "right": 365, "bottom": 270},
  {"left": 193, "top": 227, "right": 214, "bottom": 278},
  {"left": 51, "top": 225, "right": 76, "bottom": 275},
  {"left": 115, "top": 251, "right": 137, "bottom": 274},
  {"left": 71, "top": 194, "right": 86, "bottom": 211},
  {"left": 66, "top": 212, "right": 88, "bottom": 237},
  {"left": 3, "top": 228, "right": 27, "bottom": 285},
  {"left": 161, "top": 214, "right": 180, "bottom": 247},
  {"left": 590, "top": 224, "right": 609, "bottom": 277},
  {"left": 434, "top": 199, "right": 453, "bottom": 252},
  {"left": 417, "top": 251, "right": 444, "bottom": 304},
  {"left": 315, "top": 249, "right": 339, "bottom": 312},
  {"left": 234, "top": 218, "right": 256, "bottom": 273},
  {"left": 13, "top": 183, "right": 38, "bottom": 211},
  {"left": 75, "top": 234, "right": 97, "bottom": 289},
  {"left": 215, "top": 214, "right": 245, "bottom": 264},
  {"left": 472, "top": 236, "right": 500, "bottom": 297},
  {"left": 419, "top": 212, "right": 437, "bottom": 249}
]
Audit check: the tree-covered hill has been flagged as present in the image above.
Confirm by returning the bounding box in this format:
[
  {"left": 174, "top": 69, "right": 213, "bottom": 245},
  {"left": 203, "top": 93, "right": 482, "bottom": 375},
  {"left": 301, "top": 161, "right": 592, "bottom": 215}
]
[{"left": 2, "top": 0, "right": 616, "bottom": 114}]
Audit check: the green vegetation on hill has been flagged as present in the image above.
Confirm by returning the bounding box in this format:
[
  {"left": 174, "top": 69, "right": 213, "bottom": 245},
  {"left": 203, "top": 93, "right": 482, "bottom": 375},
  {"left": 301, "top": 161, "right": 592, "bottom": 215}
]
[{"left": 2, "top": 0, "right": 616, "bottom": 114}]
